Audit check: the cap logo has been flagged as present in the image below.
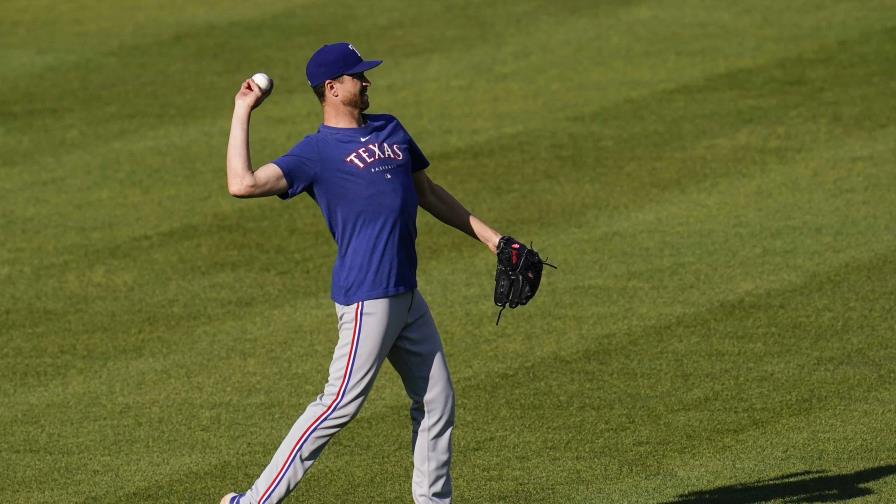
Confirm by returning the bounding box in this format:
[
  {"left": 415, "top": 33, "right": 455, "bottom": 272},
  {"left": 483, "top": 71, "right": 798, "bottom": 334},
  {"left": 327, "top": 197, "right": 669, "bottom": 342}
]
[{"left": 348, "top": 44, "right": 361, "bottom": 58}]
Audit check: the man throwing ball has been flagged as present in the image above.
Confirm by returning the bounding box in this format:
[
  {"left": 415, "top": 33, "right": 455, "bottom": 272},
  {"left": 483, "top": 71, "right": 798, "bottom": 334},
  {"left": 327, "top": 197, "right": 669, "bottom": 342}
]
[{"left": 221, "top": 42, "right": 523, "bottom": 504}]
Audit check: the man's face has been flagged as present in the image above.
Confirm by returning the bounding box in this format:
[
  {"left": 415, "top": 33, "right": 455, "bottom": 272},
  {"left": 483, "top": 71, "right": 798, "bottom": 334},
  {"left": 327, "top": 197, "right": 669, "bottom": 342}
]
[{"left": 335, "top": 72, "right": 370, "bottom": 111}]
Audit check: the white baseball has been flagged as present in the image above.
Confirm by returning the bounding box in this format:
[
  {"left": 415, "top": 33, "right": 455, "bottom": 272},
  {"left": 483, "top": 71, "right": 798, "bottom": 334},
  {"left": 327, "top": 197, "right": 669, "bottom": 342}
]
[{"left": 251, "top": 72, "right": 273, "bottom": 94}]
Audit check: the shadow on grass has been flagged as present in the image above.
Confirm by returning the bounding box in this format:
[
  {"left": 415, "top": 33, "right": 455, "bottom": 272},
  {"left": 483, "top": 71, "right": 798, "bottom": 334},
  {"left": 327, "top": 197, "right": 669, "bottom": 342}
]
[{"left": 663, "top": 465, "right": 896, "bottom": 503}]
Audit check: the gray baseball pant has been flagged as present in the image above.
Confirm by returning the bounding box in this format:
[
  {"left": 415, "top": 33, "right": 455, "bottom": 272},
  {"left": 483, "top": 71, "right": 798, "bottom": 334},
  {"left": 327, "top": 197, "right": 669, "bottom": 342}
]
[{"left": 233, "top": 289, "right": 454, "bottom": 504}]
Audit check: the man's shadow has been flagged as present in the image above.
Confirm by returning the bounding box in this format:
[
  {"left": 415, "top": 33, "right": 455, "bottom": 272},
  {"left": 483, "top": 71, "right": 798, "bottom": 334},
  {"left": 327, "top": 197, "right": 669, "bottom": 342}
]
[{"left": 662, "top": 465, "right": 896, "bottom": 503}]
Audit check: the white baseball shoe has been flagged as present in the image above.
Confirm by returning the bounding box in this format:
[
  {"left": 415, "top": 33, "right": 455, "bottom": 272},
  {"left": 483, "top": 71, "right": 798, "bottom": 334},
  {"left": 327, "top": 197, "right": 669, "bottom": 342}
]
[{"left": 219, "top": 493, "right": 240, "bottom": 504}]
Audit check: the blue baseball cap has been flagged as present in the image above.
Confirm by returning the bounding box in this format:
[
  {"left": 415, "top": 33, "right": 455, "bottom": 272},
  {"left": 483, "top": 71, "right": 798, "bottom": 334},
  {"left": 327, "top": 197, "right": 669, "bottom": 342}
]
[{"left": 305, "top": 43, "right": 382, "bottom": 87}]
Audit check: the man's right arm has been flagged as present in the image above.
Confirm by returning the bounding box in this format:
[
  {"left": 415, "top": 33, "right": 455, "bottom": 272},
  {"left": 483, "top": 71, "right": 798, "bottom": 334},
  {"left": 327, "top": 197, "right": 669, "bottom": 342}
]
[{"left": 226, "top": 79, "right": 288, "bottom": 198}]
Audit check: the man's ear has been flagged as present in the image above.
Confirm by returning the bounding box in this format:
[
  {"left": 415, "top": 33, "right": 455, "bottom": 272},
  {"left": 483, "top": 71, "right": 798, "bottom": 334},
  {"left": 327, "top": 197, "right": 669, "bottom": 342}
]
[{"left": 326, "top": 79, "right": 339, "bottom": 99}]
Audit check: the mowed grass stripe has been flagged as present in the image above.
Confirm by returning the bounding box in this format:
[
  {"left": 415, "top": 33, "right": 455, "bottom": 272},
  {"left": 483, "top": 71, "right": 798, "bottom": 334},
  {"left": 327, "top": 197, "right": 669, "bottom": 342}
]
[{"left": 429, "top": 24, "right": 895, "bottom": 220}]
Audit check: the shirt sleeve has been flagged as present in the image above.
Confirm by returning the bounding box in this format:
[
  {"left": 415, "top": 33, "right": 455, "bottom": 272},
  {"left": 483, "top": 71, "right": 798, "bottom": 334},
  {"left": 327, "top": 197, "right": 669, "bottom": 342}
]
[
  {"left": 407, "top": 135, "right": 430, "bottom": 172},
  {"left": 396, "top": 119, "right": 430, "bottom": 172},
  {"left": 273, "top": 136, "right": 318, "bottom": 200}
]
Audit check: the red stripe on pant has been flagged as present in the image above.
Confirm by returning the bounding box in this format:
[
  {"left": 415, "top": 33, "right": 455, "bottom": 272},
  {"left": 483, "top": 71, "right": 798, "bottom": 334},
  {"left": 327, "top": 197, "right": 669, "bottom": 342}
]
[{"left": 258, "top": 302, "right": 362, "bottom": 504}]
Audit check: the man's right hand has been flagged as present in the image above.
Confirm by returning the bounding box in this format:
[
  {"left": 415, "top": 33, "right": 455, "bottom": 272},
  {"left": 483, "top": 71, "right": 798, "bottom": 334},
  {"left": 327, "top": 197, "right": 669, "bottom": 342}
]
[
  {"left": 227, "top": 78, "right": 287, "bottom": 198},
  {"left": 234, "top": 79, "right": 269, "bottom": 111}
]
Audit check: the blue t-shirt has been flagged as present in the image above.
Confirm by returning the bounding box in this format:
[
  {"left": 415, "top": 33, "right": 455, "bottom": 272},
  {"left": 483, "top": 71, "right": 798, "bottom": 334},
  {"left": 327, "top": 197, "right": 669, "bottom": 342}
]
[{"left": 273, "top": 113, "right": 429, "bottom": 305}]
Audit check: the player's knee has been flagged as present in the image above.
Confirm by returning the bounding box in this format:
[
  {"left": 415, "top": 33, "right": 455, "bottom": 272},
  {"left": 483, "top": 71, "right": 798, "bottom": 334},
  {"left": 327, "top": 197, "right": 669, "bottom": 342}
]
[{"left": 427, "top": 383, "right": 455, "bottom": 424}]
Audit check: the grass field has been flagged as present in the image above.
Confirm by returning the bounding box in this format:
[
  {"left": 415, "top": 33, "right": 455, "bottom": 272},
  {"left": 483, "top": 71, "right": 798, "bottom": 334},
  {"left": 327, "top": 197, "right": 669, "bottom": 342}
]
[{"left": 2, "top": 1, "right": 895, "bottom": 502}]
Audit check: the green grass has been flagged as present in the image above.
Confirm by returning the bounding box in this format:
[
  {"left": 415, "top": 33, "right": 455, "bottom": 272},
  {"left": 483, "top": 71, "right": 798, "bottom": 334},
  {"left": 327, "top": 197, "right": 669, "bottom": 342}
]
[{"left": 2, "top": 1, "right": 895, "bottom": 502}]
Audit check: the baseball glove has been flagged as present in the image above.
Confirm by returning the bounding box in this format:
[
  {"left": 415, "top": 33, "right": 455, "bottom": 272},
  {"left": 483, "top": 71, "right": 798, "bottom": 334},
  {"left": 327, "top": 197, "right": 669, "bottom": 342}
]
[{"left": 494, "top": 236, "right": 555, "bottom": 324}]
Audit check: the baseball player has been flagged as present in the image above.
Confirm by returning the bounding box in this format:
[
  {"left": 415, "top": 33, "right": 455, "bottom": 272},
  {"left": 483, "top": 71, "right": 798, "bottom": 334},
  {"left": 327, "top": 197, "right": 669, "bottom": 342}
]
[{"left": 220, "top": 43, "right": 505, "bottom": 504}]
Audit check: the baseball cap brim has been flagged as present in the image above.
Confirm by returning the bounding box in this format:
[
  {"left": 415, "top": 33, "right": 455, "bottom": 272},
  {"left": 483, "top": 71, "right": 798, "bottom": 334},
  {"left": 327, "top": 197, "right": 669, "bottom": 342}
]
[{"left": 344, "top": 59, "right": 382, "bottom": 76}]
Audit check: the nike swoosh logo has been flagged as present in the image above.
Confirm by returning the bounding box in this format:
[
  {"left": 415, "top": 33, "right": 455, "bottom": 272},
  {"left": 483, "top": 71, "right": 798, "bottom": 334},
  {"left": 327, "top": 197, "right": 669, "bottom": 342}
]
[{"left": 360, "top": 135, "right": 371, "bottom": 142}]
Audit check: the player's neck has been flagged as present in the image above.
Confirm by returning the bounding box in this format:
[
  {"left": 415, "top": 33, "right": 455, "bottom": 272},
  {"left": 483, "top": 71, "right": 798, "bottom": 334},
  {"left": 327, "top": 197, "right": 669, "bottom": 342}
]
[{"left": 322, "top": 105, "right": 365, "bottom": 129}]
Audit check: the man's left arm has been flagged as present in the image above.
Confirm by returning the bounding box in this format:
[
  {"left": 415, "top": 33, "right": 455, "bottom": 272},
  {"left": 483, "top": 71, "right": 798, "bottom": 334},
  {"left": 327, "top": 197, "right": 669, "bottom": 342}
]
[{"left": 413, "top": 171, "right": 502, "bottom": 254}]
